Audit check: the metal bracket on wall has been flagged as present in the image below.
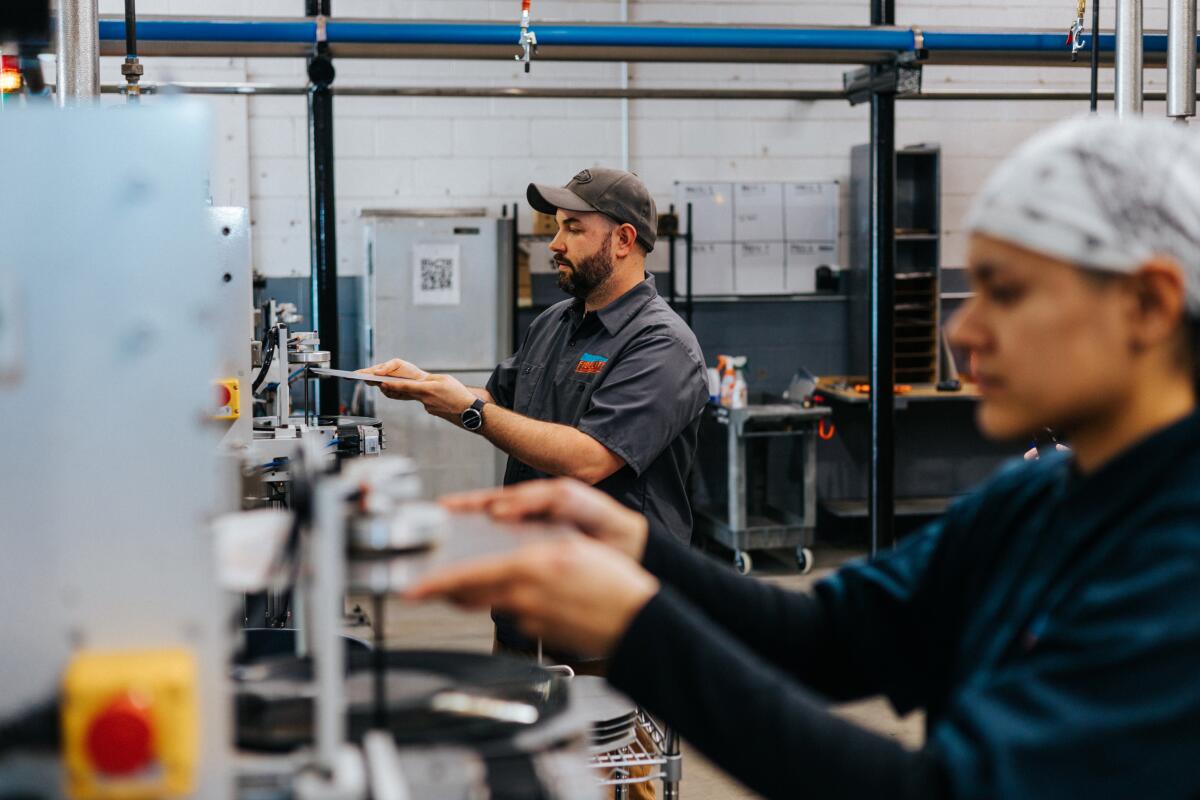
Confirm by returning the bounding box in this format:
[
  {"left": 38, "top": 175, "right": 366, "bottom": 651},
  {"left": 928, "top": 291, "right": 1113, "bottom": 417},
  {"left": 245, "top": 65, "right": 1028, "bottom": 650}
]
[{"left": 842, "top": 51, "right": 924, "bottom": 106}]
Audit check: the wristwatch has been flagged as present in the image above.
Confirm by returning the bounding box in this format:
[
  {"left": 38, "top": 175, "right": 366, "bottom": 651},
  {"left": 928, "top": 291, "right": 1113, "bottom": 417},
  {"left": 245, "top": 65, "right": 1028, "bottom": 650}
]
[{"left": 461, "top": 398, "right": 486, "bottom": 431}]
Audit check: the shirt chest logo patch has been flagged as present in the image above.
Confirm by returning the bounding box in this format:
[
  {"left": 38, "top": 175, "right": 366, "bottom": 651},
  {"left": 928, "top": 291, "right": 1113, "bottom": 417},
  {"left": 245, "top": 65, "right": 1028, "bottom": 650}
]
[{"left": 575, "top": 353, "right": 608, "bottom": 374}]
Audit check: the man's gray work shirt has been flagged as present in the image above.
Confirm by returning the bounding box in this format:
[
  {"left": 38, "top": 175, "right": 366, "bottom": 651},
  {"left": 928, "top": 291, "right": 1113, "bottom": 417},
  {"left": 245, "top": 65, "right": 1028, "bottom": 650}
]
[{"left": 486, "top": 274, "right": 708, "bottom": 545}]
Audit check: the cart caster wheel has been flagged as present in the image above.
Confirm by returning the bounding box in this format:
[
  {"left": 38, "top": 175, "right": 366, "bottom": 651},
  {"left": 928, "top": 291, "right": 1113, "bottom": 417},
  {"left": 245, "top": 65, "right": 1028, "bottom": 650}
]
[
  {"left": 734, "top": 550, "right": 753, "bottom": 575},
  {"left": 795, "top": 547, "right": 814, "bottom": 575}
]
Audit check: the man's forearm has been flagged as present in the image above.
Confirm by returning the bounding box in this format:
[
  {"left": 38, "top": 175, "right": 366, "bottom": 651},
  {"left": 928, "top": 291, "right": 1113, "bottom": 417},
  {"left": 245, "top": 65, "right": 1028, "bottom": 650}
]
[{"left": 479, "top": 403, "right": 621, "bottom": 484}]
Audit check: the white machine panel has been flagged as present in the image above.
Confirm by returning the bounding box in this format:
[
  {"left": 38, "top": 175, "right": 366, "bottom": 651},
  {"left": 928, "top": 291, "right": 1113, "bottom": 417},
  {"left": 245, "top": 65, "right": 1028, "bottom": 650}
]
[
  {"left": 211, "top": 207, "right": 254, "bottom": 460},
  {"left": 0, "top": 104, "right": 231, "bottom": 797}
]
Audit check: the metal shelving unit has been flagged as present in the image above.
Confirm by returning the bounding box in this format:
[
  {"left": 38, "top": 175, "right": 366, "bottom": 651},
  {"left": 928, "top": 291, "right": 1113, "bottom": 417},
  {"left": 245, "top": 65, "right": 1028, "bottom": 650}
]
[
  {"left": 849, "top": 143, "right": 942, "bottom": 386},
  {"left": 589, "top": 712, "right": 682, "bottom": 798}
]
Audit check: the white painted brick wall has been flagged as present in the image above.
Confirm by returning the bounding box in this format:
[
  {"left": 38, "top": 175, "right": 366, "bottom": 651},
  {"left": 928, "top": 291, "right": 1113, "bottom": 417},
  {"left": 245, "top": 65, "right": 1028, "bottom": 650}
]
[{"left": 93, "top": 0, "right": 1174, "bottom": 277}]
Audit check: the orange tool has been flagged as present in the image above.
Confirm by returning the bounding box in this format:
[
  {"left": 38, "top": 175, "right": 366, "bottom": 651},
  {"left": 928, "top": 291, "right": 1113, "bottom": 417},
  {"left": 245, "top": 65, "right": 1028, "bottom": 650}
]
[{"left": 853, "top": 383, "right": 913, "bottom": 395}]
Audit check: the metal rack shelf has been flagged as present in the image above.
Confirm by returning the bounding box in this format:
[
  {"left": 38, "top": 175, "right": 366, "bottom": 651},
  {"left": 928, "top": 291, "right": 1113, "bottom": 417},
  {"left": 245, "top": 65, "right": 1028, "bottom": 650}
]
[{"left": 589, "top": 711, "right": 680, "bottom": 795}]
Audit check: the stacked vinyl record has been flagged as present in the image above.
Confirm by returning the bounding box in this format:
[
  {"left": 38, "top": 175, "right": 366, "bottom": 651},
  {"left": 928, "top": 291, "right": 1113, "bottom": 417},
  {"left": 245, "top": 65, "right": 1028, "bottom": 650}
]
[
  {"left": 234, "top": 649, "right": 570, "bottom": 753},
  {"left": 570, "top": 676, "right": 639, "bottom": 754},
  {"left": 233, "top": 650, "right": 600, "bottom": 799}
]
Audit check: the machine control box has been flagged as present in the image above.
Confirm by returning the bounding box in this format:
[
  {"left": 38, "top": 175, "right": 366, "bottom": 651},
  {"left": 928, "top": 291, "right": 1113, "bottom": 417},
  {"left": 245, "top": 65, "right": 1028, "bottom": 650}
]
[
  {"left": 213, "top": 378, "right": 240, "bottom": 421},
  {"left": 62, "top": 649, "right": 198, "bottom": 800}
]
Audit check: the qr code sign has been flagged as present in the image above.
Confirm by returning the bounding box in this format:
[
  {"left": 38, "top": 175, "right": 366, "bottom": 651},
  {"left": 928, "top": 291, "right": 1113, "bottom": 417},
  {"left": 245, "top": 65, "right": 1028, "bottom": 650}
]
[
  {"left": 420, "top": 257, "right": 455, "bottom": 291},
  {"left": 412, "top": 243, "right": 461, "bottom": 305}
]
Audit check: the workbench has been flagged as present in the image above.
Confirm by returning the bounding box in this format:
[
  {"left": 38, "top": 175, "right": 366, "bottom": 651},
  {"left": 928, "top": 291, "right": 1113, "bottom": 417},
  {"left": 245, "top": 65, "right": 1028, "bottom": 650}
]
[
  {"left": 693, "top": 401, "right": 831, "bottom": 575},
  {"left": 812, "top": 376, "right": 981, "bottom": 408},
  {"left": 809, "top": 376, "right": 1011, "bottom": 542}
]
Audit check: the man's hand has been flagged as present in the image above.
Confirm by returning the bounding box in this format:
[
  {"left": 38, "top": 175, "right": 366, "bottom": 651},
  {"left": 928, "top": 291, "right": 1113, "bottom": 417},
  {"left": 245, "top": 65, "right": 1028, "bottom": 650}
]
[
  {"left": 440, "top": 479, "right": 650, "bottom": 561},
  {"left": 361, "top": 358, "right": 477, "bottom": 425},
  {"left": 405, "top": 534, "right": 659, "bottom": 658},
  {"left": 360, "top": 357, "right": 428, "bottom": 399}
]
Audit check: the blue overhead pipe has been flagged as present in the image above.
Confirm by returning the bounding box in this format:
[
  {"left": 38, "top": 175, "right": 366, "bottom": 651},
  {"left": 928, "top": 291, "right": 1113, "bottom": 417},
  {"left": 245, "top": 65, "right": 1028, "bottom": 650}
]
[
  {"left": 923, "top": 31, "right": 1199, "bottom": 55},
  {"left": 98, "top": 19, "right": 315, "bottom": 43},
  {"left": 95, "top": 19, "right": 1200, "bottom": 56},
  {"left": 324, "top": 22, "right": 919, "bottom": 50},
  {"left": 93, "top": 20, "right": 915, "bottom": 51}
]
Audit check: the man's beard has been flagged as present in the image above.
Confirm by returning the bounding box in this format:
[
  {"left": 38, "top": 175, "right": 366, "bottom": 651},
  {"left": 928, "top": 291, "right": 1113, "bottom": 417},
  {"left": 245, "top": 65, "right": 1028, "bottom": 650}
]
[{"left": 555, "top": 238, "right": 614, "bottom": 300}]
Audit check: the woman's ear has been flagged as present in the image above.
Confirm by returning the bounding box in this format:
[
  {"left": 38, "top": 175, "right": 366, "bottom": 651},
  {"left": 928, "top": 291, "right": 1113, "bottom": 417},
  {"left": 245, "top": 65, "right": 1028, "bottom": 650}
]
[{"left": 1128, "top": 256, "right": 1187, "bottom": 352}]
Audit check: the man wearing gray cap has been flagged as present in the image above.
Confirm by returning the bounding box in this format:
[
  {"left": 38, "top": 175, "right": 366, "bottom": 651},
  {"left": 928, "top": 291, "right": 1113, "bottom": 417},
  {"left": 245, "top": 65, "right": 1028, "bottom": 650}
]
[{"left": 366, "top": 167, "right": 708, "bottom": 660}]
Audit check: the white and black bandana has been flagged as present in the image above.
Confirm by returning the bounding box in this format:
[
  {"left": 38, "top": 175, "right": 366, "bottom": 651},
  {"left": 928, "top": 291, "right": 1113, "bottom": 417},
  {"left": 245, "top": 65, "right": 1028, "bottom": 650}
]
[{"left": 965, "top": 115, "right": 1200, "bottom": 313}]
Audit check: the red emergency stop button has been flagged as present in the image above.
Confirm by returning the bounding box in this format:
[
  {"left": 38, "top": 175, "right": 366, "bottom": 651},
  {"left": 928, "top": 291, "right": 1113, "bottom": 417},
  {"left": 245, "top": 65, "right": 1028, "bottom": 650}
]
[
  {"left": 217, "top": 384, "right": 232, "bottom": 407},
  {"left": 85, "top": 694, "right": 155, "bottom": 776}
]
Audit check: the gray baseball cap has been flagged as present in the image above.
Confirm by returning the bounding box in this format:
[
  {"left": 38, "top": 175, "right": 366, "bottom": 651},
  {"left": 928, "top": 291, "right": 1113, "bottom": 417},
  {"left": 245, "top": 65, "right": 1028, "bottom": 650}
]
[{"left": 528, "top": 167, "right": 658, "bottom": 253}]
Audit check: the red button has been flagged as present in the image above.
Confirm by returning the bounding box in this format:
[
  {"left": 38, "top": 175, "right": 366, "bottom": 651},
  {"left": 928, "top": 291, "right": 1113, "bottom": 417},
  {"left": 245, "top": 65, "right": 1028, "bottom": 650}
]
[
  {"left": 85, "top": 694, "right": 155, "bottom": 776},
  {"left": 217, "top": 384, "right": 232, "bottom": 407}
]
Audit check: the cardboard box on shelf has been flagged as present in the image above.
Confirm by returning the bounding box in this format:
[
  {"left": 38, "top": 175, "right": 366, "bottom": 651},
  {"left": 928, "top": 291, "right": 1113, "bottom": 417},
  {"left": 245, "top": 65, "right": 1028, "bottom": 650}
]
[
  {"left": 532, "top": 211, "right": 558, "bottom": 236},
  {"left": 517, "top": 248, "right": 532, "bottom": 305}
]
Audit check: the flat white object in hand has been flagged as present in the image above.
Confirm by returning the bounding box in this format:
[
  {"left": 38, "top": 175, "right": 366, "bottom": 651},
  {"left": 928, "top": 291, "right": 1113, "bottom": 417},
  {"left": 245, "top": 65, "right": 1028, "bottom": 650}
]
[{"left": 309, "top": 367, "right": 418, "bottom": 384}]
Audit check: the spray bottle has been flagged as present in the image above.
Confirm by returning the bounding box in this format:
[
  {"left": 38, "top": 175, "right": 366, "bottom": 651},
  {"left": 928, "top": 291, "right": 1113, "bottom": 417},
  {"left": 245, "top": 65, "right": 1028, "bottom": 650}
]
[{"left": 729, "top": 356, "right": 749, "bottom": 409}]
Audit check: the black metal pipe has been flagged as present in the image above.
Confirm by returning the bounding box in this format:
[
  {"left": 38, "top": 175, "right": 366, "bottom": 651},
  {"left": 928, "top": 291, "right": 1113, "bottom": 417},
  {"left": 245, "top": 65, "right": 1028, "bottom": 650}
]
[
  {"left": 869, "top": 0, "right": 896, "bottom": 558},
  {"left": 1091, "top": 0, "right": 1102, "bottom": 111},
  {"left": 685, "top": 203, "right": 694, "bottom": 328},
  {"left": 372, "top": 593, "right": 387, "bottom": 730},
  {"left": 94, "top": 82, "right": 1180, "bottom": 103},
  {"left": 872, "top": 0, "right": 895, "bottom": 27},
  {"left": 121, "top": 0, "right": 143, "bottom": 100},
  {"left": 307, "top": 0, "right": 339, "bottom": 416},
  {"left": 124, "top": 0, "right": 137, "bottom": 57},
  {"left": 667, "top": 203, "right": 677, "bottom": 310},
  {"left": 511, "top": 203, "right": 520, "bottom": 353}
]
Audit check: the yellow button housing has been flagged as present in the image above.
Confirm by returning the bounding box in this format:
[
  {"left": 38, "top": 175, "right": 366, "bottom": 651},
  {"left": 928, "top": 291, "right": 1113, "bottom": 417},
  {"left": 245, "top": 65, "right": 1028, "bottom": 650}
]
[
  {"left": 213, "top": 378, "right": 240, "bottom": 421},
  {"left": 62, "top": 649, "right": 197, "bottom": 800}
]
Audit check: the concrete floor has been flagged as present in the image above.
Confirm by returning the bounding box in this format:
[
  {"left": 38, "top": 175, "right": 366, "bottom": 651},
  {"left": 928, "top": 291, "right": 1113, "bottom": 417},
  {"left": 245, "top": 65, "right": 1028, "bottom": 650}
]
[{"left": 353, "top": 543, "right": 924, "bottom": 799}]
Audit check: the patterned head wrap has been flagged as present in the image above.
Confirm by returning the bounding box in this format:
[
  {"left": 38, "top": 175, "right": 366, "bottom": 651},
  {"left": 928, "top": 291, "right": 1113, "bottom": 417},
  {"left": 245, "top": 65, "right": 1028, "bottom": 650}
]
[{"left": 965, "top": 115, "right": 1200, "bottom": 313}]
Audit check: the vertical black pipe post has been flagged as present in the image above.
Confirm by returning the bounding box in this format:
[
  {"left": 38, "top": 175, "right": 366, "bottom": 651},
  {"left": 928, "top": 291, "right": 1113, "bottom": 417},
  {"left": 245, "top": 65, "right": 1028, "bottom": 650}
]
[
  {"left": 511, "top": 203, "right": 521, "bottom": 353},
  {"left": 685, "top": 202, "right": 694, "bottom": 328},
  {"left": 307, "top": 0, "right": 339, "bottom": 417},
  {"left": 1090, "top": 0, "right": 1101, "bottom": 112},
  {"left": 121, "top": 0, "right": 143, "bottom": 101},
  {"left": 124, "top": 0, "right": 136, "bottom": 57},
  {"left": 667, "top": 203, "right": 677, "bottom": 310},
  {"left": 868, "top": 0, "right": 896, "bottom": 558}
]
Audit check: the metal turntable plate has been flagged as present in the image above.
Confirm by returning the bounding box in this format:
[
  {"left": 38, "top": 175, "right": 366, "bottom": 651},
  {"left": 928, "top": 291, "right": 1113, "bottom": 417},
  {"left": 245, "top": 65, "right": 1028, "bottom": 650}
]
[{"left": 235, "top": 650, "right": 570, "bottom": 755}]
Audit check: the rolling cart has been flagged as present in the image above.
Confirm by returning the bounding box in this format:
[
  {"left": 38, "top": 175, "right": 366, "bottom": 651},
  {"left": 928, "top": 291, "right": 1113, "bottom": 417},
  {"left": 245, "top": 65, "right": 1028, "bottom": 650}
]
[{"left": 694, "top": 402, "right": 831, "bottom": 575}]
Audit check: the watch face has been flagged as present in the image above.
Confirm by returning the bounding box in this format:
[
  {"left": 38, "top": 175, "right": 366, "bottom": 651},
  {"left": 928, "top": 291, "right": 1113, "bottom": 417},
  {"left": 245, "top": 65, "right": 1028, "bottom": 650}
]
[{"left": 462, "top": 407, "right": 482, "bottom": 431}]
